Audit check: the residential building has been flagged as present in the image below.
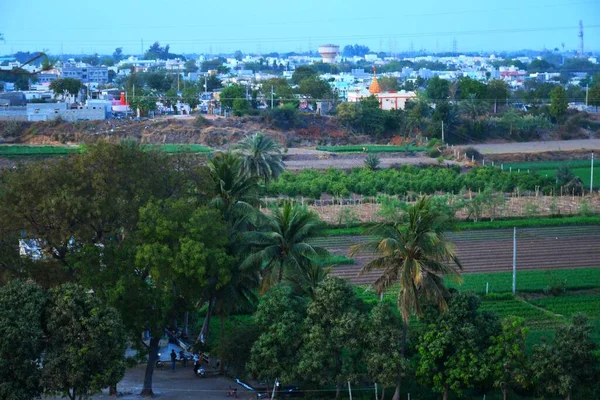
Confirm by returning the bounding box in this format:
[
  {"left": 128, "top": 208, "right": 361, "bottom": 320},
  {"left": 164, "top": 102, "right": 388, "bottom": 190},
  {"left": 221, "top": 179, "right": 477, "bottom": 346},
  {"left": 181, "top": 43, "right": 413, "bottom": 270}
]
[{"left": 61, "top": 63, "right": 109, "bottom": 84}]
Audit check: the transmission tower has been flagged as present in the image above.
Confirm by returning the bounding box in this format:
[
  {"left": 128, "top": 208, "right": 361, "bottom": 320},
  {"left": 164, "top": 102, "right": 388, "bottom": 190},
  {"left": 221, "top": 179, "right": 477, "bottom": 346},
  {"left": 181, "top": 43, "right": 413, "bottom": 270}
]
[{"left": 578, "top": 20, "right": 584, "bottom": 57}]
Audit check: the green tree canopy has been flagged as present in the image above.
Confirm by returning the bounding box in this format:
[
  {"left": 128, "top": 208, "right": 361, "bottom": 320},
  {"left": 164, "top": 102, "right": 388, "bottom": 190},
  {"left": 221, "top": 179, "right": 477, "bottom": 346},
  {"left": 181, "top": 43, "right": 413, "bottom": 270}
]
[
  {"left": 291, "top": 65, "right": 319, "bottom": 85},
  {"left": 0, "top": 280, "right": 46, "bottom": 400},
  {"left": 549, "top": 86, "right": 568, "bottom": 121},
  {"left": 232, "top": 132, "right": 285, "bottom": 184},
  {"left": 42, "top": 284, "right": 127, "bottom": 400},
  {"left": 248, "top": 285, "right": 307, "bottom": 384},
  {"left": 220, "top": 83, "right": 246, "bottom": 108},
  {"left": 426, "top": 76, "right": 450, "bottom": 102},
  {"left": 49, "top": 77, "right": 82, "bottom": 97}
]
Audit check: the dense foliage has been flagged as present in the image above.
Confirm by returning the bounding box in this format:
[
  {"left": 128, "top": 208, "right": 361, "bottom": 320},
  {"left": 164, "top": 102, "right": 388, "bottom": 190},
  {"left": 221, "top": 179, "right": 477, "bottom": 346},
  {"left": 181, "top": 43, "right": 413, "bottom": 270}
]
[{"left": 268, "top": 166, "right": 553, "bottom": 198}]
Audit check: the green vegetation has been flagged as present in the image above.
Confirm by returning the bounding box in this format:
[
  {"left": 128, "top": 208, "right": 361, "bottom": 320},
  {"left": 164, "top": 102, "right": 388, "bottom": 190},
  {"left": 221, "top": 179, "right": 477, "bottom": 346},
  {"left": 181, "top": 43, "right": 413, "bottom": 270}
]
[
  {"left": 313, "top": 254, "right": 354, "bottom": 266},
  {"left": 0, "top": 144, "right": 212, "bottom": 156},
  {"left": 0, "top": 145, "right": 82, "bottom": 156},
  {"left": 268, "top": 166, "right": 552, "bottom": 198},
  {"left": 504, "top": 159, "right": 600, "bottom": 188},
  {"left": 316, "top": 145, "right": 426, "bottom": 153}
]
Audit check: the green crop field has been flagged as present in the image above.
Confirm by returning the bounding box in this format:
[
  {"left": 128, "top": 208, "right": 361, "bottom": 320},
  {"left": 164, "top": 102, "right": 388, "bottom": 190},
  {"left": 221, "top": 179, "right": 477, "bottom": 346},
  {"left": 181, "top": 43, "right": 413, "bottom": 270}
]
[
  {"left": 504, "top": 159, "right": 600, "bottom": 188},
  {"left": 0, "top": 144, "right": 213, "bottom": 156},
  {"left": 0, "top": 145, "right": 82, "bottom": 156},
  {"left": 315, "top": 145, "right": 427, "bottom": 153}
]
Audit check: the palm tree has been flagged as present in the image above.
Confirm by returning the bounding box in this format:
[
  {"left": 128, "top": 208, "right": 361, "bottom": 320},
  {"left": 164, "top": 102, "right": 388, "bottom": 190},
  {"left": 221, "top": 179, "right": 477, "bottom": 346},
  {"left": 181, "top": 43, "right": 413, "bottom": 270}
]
[
  {"left": 232, "top": 133, "right": 285, "bottom": 184},
  {"left": 350, "top": 196, "right": 462, "bottom": 400},
  {"left": 285, "top": 262, "right": 331, "bottom": 300},
  {"left": 208, "top": 151, "right": 262, "bottom": 231},
  {"left": 213, "top": 263, "right": 259, "bottom": 374},
  {"left": 241, "top": 201, "right": 329, "bottom": 292}
]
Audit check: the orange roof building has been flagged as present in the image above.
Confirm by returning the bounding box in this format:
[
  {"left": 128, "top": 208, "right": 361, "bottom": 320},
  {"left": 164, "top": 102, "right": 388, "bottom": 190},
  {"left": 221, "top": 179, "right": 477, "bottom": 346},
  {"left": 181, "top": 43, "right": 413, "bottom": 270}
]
[{"left": 347, "top": 67, "right": 416, "bottom": 110}]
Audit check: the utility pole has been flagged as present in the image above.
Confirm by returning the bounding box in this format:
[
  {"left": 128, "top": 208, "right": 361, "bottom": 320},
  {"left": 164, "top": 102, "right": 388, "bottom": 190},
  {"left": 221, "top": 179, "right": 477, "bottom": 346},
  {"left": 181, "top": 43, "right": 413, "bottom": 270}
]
[
  {"left": 132, "top": 84, "right": 135, "bottom": 100},
  {"left": 512, "top": 227, "right": 517, "bottom": 295},
  {"left": 591, "top": 152, "right": 594, "bottom": 194},
  {"left": 271, "top": 86, "right": 274, "bottom": 109},
  {"left": 441, "top": 120, "right": 445, "bottom": 143},
  {"left": 586, "top": 84, "right": 589, "bottom": 106}
]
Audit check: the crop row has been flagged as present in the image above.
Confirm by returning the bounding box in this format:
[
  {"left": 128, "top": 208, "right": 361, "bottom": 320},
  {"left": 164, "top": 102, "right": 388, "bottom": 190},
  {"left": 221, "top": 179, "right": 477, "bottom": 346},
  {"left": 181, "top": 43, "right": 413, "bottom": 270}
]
[
  {"left": 268, "top": 166, "right": 553, "bottom": 198},
  {"left": 0, "top": 144, "right": 212, "bottom": 156},
  {"left": 315, "top": 145, "right": 427, "bottom": 153},
  {"left": 529, "top": 294, "right": 600, "bottom": 317}
]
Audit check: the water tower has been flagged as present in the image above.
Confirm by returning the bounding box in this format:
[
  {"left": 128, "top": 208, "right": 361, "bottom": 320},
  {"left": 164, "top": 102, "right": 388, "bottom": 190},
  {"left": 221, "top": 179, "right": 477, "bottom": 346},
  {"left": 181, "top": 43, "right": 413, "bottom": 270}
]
[{"left": 318, "top": 44, "right": 340, "bottom": 64}]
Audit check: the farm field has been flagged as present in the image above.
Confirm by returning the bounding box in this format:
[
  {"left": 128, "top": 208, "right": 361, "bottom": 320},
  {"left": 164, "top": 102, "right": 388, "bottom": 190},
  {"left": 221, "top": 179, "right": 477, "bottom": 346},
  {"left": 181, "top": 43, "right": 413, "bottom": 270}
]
[
  {"left": 315, "top": 224, "right": 600, "bottom": 285},
  {"left": 504, "top": 158, "right": 600, "bottom": 188},
  {"left": 0, "top": 144, "right": 212, "bottom": 156},
  {"left": 315, "top": 145, "right": 427, "bottom": 153}
]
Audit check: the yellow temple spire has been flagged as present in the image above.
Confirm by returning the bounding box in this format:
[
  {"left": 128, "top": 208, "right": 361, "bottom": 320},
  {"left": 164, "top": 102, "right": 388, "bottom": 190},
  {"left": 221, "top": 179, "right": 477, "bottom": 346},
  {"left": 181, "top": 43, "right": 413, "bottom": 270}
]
[{"left": 368, "top": 66, "right": 381, "bottom": 94}]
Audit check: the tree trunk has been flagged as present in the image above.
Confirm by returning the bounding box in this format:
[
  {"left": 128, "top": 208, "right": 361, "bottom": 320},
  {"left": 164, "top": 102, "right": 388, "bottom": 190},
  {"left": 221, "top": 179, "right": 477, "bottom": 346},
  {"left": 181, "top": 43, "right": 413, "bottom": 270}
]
[
  {"left": 380, "top": 387, "right": 385, "bottom": 400},
  {"left": 335, "top": 385, "right": 341, "bottom": 399},
  {"left": 183, "top": 311, "right": 189, "bottom": 339},
  {"left": 196, "top": 297, "right": 214, "bottom": 344},
  {"left": 392, "top": 321, "right": 408, "bottom": 400},
  {"left": 443, "top": 387, "right": 449, "bottom": 400},
  {"left": 109, "top": 384, "right": 118, "bottom": 397},
  {"left": 565, "top": 392, "right": 571, "bottom": 400},
  {"left": 494, "top": 99, "right": 497, "bottom": 114},
  {"left": 219, "top": 314, "right": 226, "bottom": 375},
  {"left": 502, "top": 387, "right": 507, "bottom": 400},
  {"left": 140, "top": 336, "right": 160, "bottom": 397}
]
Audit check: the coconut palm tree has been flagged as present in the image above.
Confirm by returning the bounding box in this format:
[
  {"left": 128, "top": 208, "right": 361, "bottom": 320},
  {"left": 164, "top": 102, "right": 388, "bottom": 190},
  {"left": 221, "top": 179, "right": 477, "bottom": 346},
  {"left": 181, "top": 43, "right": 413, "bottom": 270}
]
[
  {"left": 207, "top": 151, "right": 262, "bottom": 230},
  {"left": 351, "top": 196, "right": 462, "bottom": 400},
  {"left": 232, "top": 133, "right": 285, "bottom": 184},
  {"left": 241, "top": 201, "right": 329, "bottom": 292}
]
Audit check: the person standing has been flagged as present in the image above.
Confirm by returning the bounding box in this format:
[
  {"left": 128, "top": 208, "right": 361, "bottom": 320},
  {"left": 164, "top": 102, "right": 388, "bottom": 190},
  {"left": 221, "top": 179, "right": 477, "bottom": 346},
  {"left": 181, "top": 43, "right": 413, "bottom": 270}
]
[
  {"left": 170, "top": 349, "right": 177, "bottom": 371},
  {"left": 179, "top": 350, "right": 187, "bottom": 368}
]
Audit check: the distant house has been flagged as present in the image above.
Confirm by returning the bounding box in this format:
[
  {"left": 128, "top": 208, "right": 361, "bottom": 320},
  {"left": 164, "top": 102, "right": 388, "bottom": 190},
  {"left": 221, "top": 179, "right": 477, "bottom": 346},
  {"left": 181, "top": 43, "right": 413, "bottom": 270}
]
[
  {"left": 61, "top": 64, "right": 108, "bottom": 84},
  {"left": 0, "top": 92, "right": 26, "bottom": 106}
]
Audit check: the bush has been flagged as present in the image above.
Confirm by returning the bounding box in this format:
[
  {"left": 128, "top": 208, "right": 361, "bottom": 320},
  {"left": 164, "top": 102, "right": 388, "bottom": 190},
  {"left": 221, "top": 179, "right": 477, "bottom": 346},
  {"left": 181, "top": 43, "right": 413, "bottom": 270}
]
[
  {"left": 428, "top": 148, "right": 441, "bottom": 158},
  {"left": 364, "top": 154, "right": 381, "bottom": 170},
  {"left": 464, "top": 147, "right": 481, "bottom": 160},
  {"left": 193, "top": 115, "right": 211, "bottom": 128},
  {"left": 260, "top": 104, "right": 298, "bottom": 130},
  {"left": 0, "top": 121, "right": 28, "bottom": 138}
]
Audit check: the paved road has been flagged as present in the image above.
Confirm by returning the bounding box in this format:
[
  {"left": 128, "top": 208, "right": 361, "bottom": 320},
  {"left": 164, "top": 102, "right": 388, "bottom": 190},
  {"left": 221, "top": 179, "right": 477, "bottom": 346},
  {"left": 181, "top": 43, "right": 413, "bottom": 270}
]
[{"left": 466, "top": 139, "right": 600, "bottom": 154}]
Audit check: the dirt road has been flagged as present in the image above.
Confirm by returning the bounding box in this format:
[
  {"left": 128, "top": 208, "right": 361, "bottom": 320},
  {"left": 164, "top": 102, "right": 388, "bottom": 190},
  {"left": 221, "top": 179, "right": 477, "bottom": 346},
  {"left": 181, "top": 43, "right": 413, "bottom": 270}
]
[{"left": 466, "top": 139, "right": 600, "bottom": 155}]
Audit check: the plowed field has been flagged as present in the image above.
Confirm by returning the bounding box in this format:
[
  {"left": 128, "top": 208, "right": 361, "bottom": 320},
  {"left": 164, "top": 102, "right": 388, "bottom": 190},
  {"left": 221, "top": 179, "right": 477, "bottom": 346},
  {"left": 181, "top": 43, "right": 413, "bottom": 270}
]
[{"left": 315, "top": 225, "right": 600, "bottom": 285}]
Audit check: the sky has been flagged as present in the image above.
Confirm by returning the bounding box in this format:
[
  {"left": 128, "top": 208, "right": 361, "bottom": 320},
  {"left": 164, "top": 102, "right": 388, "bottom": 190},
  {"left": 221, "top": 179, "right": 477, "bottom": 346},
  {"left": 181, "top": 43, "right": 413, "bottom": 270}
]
[{"left": 1, "top": 0, "right": 599, "bottom": 56}]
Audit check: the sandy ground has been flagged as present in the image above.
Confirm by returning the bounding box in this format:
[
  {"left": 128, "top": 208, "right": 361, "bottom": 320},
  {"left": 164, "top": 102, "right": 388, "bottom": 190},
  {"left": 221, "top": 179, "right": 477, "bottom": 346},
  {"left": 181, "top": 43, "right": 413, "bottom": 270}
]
[{"left": 466, "top": 139, "right": 600, "bottom": 154}]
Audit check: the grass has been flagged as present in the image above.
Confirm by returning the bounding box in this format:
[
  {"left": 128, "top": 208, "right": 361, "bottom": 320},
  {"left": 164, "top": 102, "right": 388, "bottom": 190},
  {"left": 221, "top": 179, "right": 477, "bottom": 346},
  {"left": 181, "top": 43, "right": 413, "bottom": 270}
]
[
  {"left": 321, "top": 215, "right": 600, "bottom": 236},
  {"left": 0, "top": 145, "right": 82, "bottom": 156},
  {"left": 445, "top": 268, "right": 600, "bottom": 294},
  {"left": 504, "top": 159, "right": 600, "bottom": 188},
  {"left": 0, "top": 144, "right": 213, "bottom": 156},
  {"left": 315, "top": 145, "right": 427, "bottom": 153}
]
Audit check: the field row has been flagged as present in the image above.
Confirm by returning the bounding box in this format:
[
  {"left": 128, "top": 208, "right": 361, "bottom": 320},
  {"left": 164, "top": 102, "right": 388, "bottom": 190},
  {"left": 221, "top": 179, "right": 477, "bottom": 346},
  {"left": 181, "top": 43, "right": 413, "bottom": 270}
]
[{"left": 0, "top": 144, "right": 212, "bottom": 156}]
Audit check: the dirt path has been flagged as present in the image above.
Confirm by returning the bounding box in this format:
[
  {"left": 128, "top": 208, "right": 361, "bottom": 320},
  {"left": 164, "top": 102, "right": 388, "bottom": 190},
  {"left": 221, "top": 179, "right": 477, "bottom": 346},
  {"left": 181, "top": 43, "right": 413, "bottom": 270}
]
[{"left": 466, "top": 139, "right": 600, "bottom": 155}]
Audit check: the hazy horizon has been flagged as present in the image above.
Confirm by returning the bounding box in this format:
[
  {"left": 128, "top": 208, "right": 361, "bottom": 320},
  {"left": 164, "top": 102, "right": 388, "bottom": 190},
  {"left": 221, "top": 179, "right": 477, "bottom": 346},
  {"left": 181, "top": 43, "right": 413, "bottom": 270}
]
[{"left": 1, "top": 0, "right": 599, "bottom": 56}]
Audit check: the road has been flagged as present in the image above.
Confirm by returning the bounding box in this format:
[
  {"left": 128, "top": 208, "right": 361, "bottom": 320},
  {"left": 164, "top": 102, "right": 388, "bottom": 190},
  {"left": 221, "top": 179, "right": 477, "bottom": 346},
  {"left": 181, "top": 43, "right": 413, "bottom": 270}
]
[{"left": 466, "top": 139, "right": 600, "bottom": 155}]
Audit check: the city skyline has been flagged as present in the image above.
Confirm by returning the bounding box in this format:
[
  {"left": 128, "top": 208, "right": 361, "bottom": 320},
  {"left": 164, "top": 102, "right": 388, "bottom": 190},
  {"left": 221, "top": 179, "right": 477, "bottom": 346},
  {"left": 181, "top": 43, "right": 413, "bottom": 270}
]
[{"left": 1, "top": 0, "right": 600, "bottom": 56}]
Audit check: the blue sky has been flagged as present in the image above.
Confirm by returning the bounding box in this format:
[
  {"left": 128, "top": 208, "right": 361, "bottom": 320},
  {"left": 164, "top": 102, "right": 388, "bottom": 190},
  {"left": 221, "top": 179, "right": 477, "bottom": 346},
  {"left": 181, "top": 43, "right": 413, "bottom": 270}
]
[{"left": 1, "top": 0, "right": 599, "bottom": 55}]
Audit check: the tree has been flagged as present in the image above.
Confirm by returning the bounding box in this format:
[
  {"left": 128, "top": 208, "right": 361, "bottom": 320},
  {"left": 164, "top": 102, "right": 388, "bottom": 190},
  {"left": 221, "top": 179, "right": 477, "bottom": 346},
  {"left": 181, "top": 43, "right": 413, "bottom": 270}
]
[
  {"left": 426, "top": 76, "right": 450, "bottom": 103},
  {"left": 487, "top": 79, "right": 509, "bottom": 113},
  {"left": 588, "top": 83, "right": 600, "bottom": 112},
  {"left": 531, "top": 314, "right": 598, "bottom": 400},
  {"left": 49, "top": 77, "right": 82, "bottom": 97},
  {"left": 485, "top": 317, "right": 530, "bottom": 400},
  {"left": 298, "top": 76, "right": 334, "bottom": 100},
  {"left": 549, "top": 86, "right": 568, "bottom": 121},
  {"left": 219, "top": 83, "right": 245, "bottom": 108},
  {"left": 232, "top": 132, "right": 285, "bottom": 183},
  {"left": 298, "top": 277, "right": 364, "bottom": 398},
  {"left": 242, "top": 202, "right": 329, "bottom": 290},
  {"left": 416, "top": 292, "right": 501, "bottom": 400},
  {"left": 248, "top": 285, "right": 306, "bottom": 385},
  {"left": 42, "top": 284, "right": 127, "bottom": 400},
  {"left": 351, "top": 196, "right": 462, "bottom": 400},
  {"left": 556, "top": 165, "right": 575, "bottom": 186},
  {"left": 378, "top": 76, "right": 399, "bottom": 92},
  {"left": 144, "top": 71, "right": 173, "bottom": 92},
  {"left": 527, "top": 59, "right": 556, "bottom": 73},
  {"left": 291, "top": 65, "right": 318, "bottom": 85},
  {"left": 184, "top": 60, "right": 198, "bottom": 74},
  {"left": 458, "top": 77, "right": 487, "bottom": 100},
  {"left": 129, "top": 96, "right": 157, "bottom": 116},
  {"left": 234, "top": 50, "right": 243, "bottom": 61},
  {"left": 0, "top": 280, "right": 46, "bottom": 400},
  {"left": 112, "top": 47, "right": 124, "bottom": 63},
  {"left": 365, "top": 303, "right": 408, "bottom": 400},
  {"left": 261, "top": 78, "right": 294, "bottom": 106},
  {"left": 144, "top": 41, "right": 175, "bottom": 60}
]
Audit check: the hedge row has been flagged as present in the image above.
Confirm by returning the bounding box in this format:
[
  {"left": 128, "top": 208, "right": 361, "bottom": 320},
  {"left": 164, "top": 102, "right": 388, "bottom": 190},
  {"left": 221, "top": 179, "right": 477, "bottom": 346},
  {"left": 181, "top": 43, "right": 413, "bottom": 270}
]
[
  {"left": 315, "top": 145, "right": 427, "bottom": 153},
  {"left": 268, "top": 165, "right": 554, "bottom": 199}
]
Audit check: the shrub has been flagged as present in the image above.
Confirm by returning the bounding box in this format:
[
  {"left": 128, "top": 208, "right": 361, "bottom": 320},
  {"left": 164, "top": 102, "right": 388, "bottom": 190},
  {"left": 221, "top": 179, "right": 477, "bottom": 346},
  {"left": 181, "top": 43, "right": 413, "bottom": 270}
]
[
  {"left": 0, "top": 121, "right": 28, "bottom": 138},
  {"left": 428, "top": 148, "right": 441, "bottom": 158},
  {"left": 364, "top": 154, "right": 381, "bottom": 170},
  {"left": 260, "top": 104, "right": 298, "bottom": 130},
  {"left": 464, "top": 146, "right": 481, "bottom": 160},
  {"left": 193, "top": 115, "right": 211, "bottom": 128}
]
